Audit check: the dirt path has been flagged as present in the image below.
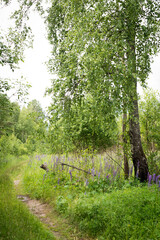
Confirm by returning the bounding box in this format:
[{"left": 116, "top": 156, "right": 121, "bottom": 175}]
[
  {"left": 16, "top": 194, "right": 67, "bottom": 240},
  {"left": 14, "top": 179, "right": 92, "bottom": 240}
]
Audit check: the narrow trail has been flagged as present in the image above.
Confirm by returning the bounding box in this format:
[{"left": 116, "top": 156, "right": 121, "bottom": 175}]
[
  {"left": 14, "top": 179, "right": 92, "bottom": 240},
  {"left": 17, "top": 193, "right": 67, "bottom": 240}
]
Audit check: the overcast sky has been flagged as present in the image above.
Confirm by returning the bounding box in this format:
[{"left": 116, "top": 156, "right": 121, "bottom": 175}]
[{"left": 0, "top": 2, "right": 160, "bottom": 110}]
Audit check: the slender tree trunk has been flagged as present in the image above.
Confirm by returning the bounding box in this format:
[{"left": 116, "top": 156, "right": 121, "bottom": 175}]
[
  {"left": 129, "top": 88, "right": 148, "bottom": 181},
  {"left": 122, "top": 110, "right": 129, "bottom": 179},
  {"left": 126, "top": 14, "right": 149, "bottom": 182},
  {"left": 127, "top": 52, "right": 149, "bottom": 181}
]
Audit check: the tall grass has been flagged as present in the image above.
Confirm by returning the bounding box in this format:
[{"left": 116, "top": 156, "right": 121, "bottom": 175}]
[
  {"left": 23, "top": 152, "right": 126, "bottom": 198},
  {"left": 0, "top": 157, "right": 55, "bottom": 240}
]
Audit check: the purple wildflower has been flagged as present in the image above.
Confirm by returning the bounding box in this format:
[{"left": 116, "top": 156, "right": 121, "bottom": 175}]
[
  {"left": 104, "top": 162, "right": 108, "bottom": 170},
  {"left": 56, "top": 157, "right": 59, "bottom": 164},
  {"left": 58, "top": 178, "right": 60, "bottom": 185},
  {"left": 153, "top": 174, "right": 156, "bottom": 183},
  {"left": 148, "top": 175, "right": 152, "bottom": 186},
  {"left": 85, "top": 179, "right": 89, "bottom": 186},
  {"left": 156, "top": 175, "right": 160, "bottom": 184},
  {"left": 69, "top": 170, "right": 72, "bottom": 181},
  {"left": 113, "top": 169, "right": 118, "bottom": 178},
  {"left": 91, "top": 168, "right": 95, "bottom": 177}
]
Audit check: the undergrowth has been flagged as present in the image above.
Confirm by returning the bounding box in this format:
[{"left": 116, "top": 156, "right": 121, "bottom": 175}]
[{"left": 22, "top": 154, "right": 160, "bottom": 240}]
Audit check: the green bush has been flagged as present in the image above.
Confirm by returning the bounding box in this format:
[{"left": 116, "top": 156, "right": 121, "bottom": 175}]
[{"left": 0, "top": 135, "right": 27, "bottom": 162}]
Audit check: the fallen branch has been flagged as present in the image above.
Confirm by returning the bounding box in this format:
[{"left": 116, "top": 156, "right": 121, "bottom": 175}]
[
  {"left": 59, "top": 162, "right": 96, "bottom": 175},
  {"left": 105, "top": 153, "right": 124, "bottom": 171}
]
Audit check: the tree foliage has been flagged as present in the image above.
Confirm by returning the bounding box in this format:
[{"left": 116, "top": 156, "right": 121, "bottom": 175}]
[
  {"left": 0, "top": 0, "right": 33, "bottom": 69},
  {"left": 47, "top": 0, "right": 160, "bottom": 96}
]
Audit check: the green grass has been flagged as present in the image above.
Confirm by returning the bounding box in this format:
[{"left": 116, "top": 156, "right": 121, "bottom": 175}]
[
  {"left": 0, "top": 157, "right": 56, "bottom": 240},
  {"left": 22, "top": 154, "right": 160, "bottom": 240},
  {"left": 68, "top": 186, "right": 160, "bottom": 239}
]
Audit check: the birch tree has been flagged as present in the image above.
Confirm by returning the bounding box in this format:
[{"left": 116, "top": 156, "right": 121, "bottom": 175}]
[{"left": 46, "top": 0, "right": 160, "bottom": 181}]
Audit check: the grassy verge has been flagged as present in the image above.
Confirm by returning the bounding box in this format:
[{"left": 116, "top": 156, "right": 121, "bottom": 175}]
[
  {"left": 0, "top": 156, "right": 55, "bottom": 240},
  {"left": 22, "top": 154, "right": 160, "bottom": 240}
]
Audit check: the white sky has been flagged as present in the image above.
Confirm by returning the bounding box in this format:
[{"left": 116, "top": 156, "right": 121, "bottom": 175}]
[
  {"left": 0, "top": 2, "right": 160, "bottom": 110},
  {"left": 147, "top": 55, "right": 160, "bottom": 90}
]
